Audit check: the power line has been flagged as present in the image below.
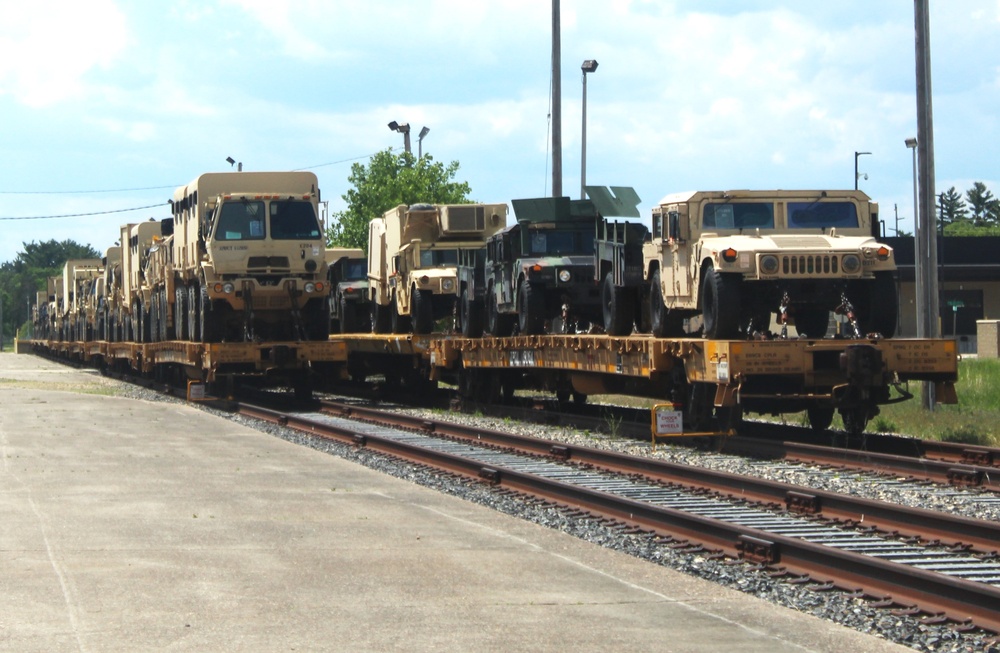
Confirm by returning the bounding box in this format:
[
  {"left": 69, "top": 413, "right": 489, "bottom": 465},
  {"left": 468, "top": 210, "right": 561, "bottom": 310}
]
[
  {"left": 0, "top": 185, "right": 179, "bottom": 195},
  {"left": 0, "top": 202, "right": 169, "bottom": 221},
  {"left": 293, "top": 148, "right": 401, "bottom": 171}
]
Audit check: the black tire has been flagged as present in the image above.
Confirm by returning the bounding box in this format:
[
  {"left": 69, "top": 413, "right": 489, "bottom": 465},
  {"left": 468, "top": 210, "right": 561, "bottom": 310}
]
[
  {"left": 340, "top": 295, "right": 356, "bottom": 334},
  {"left": 187, "top": 286, "right": 198, "bottom": 342},
  {"left": 149, "top": 294, "right": 160, "bottom": 342},
  {"left": 518, "top": 280, "right": 545, "bottom": 335},
  {"left": 649, "top": 268, "right": 684, "bottom": 337},
  {"left": 807, "top": 405, "right": 835, "bottom": 432},
  {"left": 602, "top": 272, "right": 632, "bottom": 336},
  {"left": 460, "top": 288, "right": 483, "bottom": 338},
  {"left": 700, "top": 266, "right": 741, "bottom": 339},
  {"left": 391, "top": 293, "right": 411, "bottom": 334},
  {"left": 306, "top": 297, "right": 331, "bottom": 341},
  {"left": 199, "top": 286, "right": 217, "bottom": 343},
  {"left": 370, "top": 300, "right": 390, "bottom": 334},
  {"left": 411, "top": 288, "right": 434, "bottom": 334},
  {"left": 486, "top": 287, "right": 513, "bottom": 337},
  {"left": 855, "top": 271, "right": 898, "bottom": 338},
  {"left": 794, "top": 308, "right": 830, "bottom": 339}
]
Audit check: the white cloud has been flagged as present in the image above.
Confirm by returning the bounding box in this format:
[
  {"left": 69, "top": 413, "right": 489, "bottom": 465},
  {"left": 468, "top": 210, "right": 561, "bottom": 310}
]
[{"left": 0, "top": 0, "right": 129, "bottom": 107}]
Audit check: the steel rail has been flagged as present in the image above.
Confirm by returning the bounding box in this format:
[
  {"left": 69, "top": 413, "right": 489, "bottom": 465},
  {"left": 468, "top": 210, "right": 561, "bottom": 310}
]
[
  {"left": 239, "top": 399, "right": 1000, "bottom": 633},
  {"left": 315, "top": 400, "right": 1000, "bottom": 554}
]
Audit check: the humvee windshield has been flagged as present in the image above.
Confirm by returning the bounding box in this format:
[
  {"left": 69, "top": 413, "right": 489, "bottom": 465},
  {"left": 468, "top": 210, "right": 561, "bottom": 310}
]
[
  {"left": 343, "top": 260, "right": 367, "bottom": 281},
  {"left": 528, "top": 229, "right": 595, "bottom": 256},
  {"left": 702, "top": 203, "right": 775, "bottom": 230},
  {"left": 787, "top": 202, "right": 859, "bottom": 229},
  {"left": 420, "top": 248, "right": 459, "bottom": 267}
]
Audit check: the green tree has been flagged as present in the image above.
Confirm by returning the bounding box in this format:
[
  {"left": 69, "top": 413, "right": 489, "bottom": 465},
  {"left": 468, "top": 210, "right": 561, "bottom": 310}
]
[
  {"left": 0, "top": 239, "right": 100, "bottom": 341},
  {"left": 936, "top": 186, "right": 968, "bottom": 230},
  {"left": 965, "top": 181, "right": 997, "bottom": 227},
  {"left": 326, "top": 149, "right": 472, "bottom": 250}
]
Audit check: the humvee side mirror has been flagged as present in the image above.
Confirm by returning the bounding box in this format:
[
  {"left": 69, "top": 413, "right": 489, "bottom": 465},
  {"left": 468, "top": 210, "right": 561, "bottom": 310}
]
[
  {"left": 518, "top": 219, "right": 530, "bottom": 256},
  {"left": 668, "top": 211, "right": 682, "bottom": 242}
]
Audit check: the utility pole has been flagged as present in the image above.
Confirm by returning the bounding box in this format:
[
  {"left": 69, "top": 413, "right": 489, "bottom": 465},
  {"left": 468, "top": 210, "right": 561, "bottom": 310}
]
[
  {"left": 551, "top": 0, "right": 562, "bottom": 197},
  {"left": 914, "top": 0, "right": 939, "bottom": 409}
]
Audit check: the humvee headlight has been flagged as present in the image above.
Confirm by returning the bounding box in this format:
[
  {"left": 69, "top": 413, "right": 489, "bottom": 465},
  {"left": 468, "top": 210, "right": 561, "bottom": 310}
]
[
  {"left": 558, "top": 269, "right": 572, "bottom": 283},
  {"left": 842, "top": 254, "right": 861, "bottom": 273},
  {"left": 759, "top": 255, "right": 779, "bottom": 275},
  {"left": 721, "top": 248, "right": 738, "bottom": 263},
  {"left": 305, "top": 282, "right": 316, "bottom": 293},
  {"left": 315, "top": 282, "right": 325, "bottom": 292},
  {"left": 419, "top": 275, "right": 430, "bottom": 285},
  {"left": 222, "top": 282, "right": 235, "bottom": 294},
  {"left": 876, "top": 246, "right": 891, "bottom": 260},
  {"left": 442, "top": 279, "right": 455, "bottom": 291}
]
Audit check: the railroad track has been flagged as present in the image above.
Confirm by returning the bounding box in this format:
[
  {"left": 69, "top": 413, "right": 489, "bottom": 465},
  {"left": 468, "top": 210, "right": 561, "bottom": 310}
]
[
  {"left": 235, "top": 396, "right": 1000, "bottom": 636},
  {"left": 446, "top": 396, "right": 1000, "bottom": 493}
]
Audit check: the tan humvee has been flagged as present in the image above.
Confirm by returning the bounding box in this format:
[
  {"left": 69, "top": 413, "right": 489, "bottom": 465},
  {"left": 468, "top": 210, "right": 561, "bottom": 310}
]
[{"left": 645, "top": 189, "right": 897, "bottom": 339}]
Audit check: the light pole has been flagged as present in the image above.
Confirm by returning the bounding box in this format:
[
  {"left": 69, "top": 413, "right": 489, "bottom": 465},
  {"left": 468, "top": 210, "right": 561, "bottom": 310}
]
[
  {"left": 417, "top": 126, "right": 430, "bottom": 159},
  {"left": 580, "top": 59, "right": 598, "bottom": 199},
  {"left": 905, "top": 137, "right": 923, "bottom": 344},
  {"left": 854, "top": 151, "right": 871, "bottom": 190},
  {"left": 388, "top": 121, "right": 411, "bottom": 154}
]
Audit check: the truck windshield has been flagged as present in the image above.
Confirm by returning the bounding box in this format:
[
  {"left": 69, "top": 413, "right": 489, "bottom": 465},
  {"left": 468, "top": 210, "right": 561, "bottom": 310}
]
[
  {"left": 529, "top": 230, "right": 595, "bottom": 255},
  {"left": 702, "top": 203, "right": 775, "bottom": 230},
  {"left": 787, "top": 202, "right": 859, "bottom": 229},
  {"left": 420, "top": 248, "right": 459, "bottom": 266},
  {"left": 216, "top": 200, "right": 266, "bottom": 241},
  {"left": 270, "top": 200, "right": 322, "bottom": 240}
]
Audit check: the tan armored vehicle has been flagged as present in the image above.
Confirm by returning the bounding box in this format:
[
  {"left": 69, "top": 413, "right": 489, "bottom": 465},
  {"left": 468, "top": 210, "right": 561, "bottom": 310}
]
[
  {"left": 45, "top": 276, "right": 62, "bottom": 340},
  {"left": 169, "top": 171, "right": 329, "bottom": 342},
  {"left": 98, "top": 246, "right": 122, "bottom": 341},
  {"left": 325, "top": 247, "right": 369, "bottom": 333},
  {"left": 61, "top": 258, "right": 102, "bottom": 341},
  {"left": 645, "top": 189, "right": 897, "bottom": 339},
  {"left": 120, "top": 220, "right": 166, "bottom": 342},
  {"left": 368, "top": 202, "right": 507, "bottom": 334}
]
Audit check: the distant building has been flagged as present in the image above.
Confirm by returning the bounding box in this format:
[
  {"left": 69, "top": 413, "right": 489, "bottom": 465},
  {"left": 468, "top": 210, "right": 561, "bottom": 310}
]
[{"left": 883, "top": 236, "right": 1000, "bottom": 352}]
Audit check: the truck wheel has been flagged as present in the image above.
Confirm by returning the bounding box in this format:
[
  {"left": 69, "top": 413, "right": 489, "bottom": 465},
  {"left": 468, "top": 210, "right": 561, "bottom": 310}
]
[
  {"left": 340, "top": 295, "right": 356, "bottom": 333},
  {"left": 412, "top": 288, "right": 434, "bottom": 334},
  {"left": 855, "top": 271, "right": 898, "bottom": 338},
  {"left": 486, "top": 287, "right": 514, "bottom": 337},
  {"left": 460, "top": 288, "right": 483, "bottom": 338},
  {"left": 602, "top": 272, "right": 633, "bottom": 336},
  {"left": 650, "top": 269, "right": 684, "bottom": 337},
  {"left": 794, "top": 307, "right": 830, "bottom": 338},
  {"left": 518, "top": 281, "right": 545, "bottom": 335},
  {"left": 701, "top": 267, "right": 741, "bottom": 339},
  {"left": 199, "top": 286, "right": 217, "bottom": 343},
  {"left": 187, "top": 286, "right": 198, "bottom": 342},
  {"left": 391, "top": 293, "right": 411, "bottom": 333},
  {"left": 807, "top": 405, "right": 835, "bottom": 432}
]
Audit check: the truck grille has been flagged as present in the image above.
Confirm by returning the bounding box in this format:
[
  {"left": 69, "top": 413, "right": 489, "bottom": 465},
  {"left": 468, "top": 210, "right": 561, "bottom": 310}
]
[
  {"left": 782, "top": 254, "right": 838, "bottom": 275},
  {"left": 247, "top": 256, "right": 290, "bottom": 271}
]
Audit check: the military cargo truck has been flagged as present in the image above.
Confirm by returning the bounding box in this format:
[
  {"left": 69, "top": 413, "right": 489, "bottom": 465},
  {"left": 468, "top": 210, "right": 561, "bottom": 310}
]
[
  {"left": 325, "top": 247, "right": 369, "bottom": 333},
  {"left": 368, "top": 203, "right": 507, "bottom": 334},
  {"left": 483, "top": 196, "right": 603, "bottom": 336},
  {"left": 120, "top": 220, "right": 166, "bottom": 343},
  {"left": 644, "top": 189, "right": 898, "bottom": 339},
  {"left": 60, "top": 259, "right": 102, "bottom": 341},
  {"left": 169, "top": 171, "right": 329, "bottom": 342}
]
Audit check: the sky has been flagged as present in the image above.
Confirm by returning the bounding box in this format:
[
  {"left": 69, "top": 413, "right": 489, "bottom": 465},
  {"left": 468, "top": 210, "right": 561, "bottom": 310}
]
[{"left": 0, "top": 0, "right": 996, "bottom": 264}]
